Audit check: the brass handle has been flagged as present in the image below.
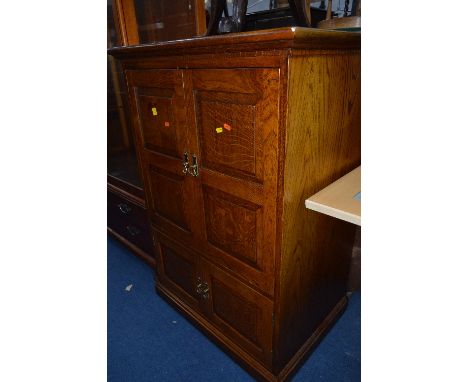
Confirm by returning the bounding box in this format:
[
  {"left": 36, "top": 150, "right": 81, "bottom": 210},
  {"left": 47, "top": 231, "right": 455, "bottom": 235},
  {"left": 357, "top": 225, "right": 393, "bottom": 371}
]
[
  {"left": 126, "top": 225, "right": 141, "bottom": 236},
  {"left": 188, "top": 154, "right": 199, "bottom": 177},
  {"left": 196, "top": 277, "right": 209, "bottom": 300},
  {"left": 182, "top": 152, "right": 189, "bottom": 175},
  {"left": 118, "top": 203, "right": 132, "bottom": 214}
]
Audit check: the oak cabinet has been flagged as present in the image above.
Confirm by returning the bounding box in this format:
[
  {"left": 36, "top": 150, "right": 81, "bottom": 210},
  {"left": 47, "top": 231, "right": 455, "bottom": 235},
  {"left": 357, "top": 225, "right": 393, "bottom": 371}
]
[{"left": 109, "top": 27, "right": 360, "bottom": 381}]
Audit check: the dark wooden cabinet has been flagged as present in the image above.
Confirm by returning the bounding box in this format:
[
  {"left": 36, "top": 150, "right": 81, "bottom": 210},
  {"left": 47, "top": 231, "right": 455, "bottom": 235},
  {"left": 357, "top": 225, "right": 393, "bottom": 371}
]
[
  {"left": 109, "top": 27, "right": 360, "bottom": 381},
  {"left": 107, "top": 1, "right": 154, "bottom": 266},
  {"left": 107, "top": 188, "right": 153, "bottom": 257}
]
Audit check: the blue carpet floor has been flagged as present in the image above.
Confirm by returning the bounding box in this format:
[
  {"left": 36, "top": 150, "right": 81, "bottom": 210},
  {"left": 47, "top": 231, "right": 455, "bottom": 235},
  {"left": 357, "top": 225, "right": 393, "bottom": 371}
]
[{"left": 108, "top": 237, "right": 360, "bottom": 381}]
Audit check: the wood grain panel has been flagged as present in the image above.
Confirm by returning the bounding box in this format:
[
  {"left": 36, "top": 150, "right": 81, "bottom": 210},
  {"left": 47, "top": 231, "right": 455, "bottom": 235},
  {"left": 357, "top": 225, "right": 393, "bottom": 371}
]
[
  {"left": 274, "top": 52, "right": 361, "bottom": 372},
  {"left": 195, "top": 92, "right": 261, "bottom": 182},
  {"left": 154, "top": 230, "right": 200, "bottom": 311},
  {"left": 135, "top": 88, "right": 178, "bottom": 157},
  {"left": 191, "top": 68, "right": 271, "bottom": 94},
  {"left": 212, "top": 279, "right": 260, "bottom": 345},
  {"left": 203, "top": 185, "right": 261, "bottom": 266},
  {"left": 200, "top": 257, "right": 274, "bottom": 368},
  {"left": 161, "top": 243, "right": 197, "bottom": 298},
  {"left": 148, "top": 166, "right": 189, "bottom": 231},
  {"left": 119, "top": 53, "right": 284, "bottom": 72}
]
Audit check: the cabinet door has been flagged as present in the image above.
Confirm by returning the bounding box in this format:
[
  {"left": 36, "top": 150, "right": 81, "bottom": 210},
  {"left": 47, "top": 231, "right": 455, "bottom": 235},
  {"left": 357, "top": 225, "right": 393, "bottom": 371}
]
[
  {"left": 153, "top": 229, "right": 201, "bottom": 312},
  {"left": 186, "top": 68, "right": 280, "bottom": 296},
  {"left": 126, "top": 70, "right": 199, "bottom": 243},
  {"left": 199, "top": 257, "right": 274, "bottom": 367}
]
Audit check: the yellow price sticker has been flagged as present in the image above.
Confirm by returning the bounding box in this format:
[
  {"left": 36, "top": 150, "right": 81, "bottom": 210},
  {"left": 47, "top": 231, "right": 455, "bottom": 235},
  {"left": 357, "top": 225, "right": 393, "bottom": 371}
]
[
  {"left": 151, "top": 107, "right": 158, "bottom": 116},
  {"left": 215, "top": 127, "right": 223, "bottom": 133}
]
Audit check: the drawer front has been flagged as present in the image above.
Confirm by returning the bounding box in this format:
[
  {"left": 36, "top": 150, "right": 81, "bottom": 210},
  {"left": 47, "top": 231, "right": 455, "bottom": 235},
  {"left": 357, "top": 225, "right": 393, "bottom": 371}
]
[
  {"left": 188, "top": 68, "right": 280, "bottom": 296},
  {"left": 199, "top": 257, "right": 274, "bottom": 368},
  {"left": 107, "top": 190, "right": 152, "bottom": 254}
]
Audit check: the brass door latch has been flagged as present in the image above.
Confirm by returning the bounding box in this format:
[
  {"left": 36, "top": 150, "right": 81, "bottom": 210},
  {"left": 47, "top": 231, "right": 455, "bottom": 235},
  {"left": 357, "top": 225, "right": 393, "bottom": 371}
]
[
  {"left": 196, "top": 277, "right": 209, "bottom": 300},
  {"left": 188, "top": 154, "right": 198, "bottom": 177},
  {"left": 182, "top": 152, "right": 190, "bottom": 175},
  {"left": 182, "top": 152, "right": 199, "bottom": 177}
]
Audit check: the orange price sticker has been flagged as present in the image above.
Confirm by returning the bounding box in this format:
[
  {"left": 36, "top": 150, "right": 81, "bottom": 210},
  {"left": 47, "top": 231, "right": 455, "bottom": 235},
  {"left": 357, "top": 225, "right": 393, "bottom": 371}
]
[
  {"left": 164, "top": 121, "right": 170, "bottom": 127},
  {"left": 223, "top": 123, "right": 232, "bottom": 131}
]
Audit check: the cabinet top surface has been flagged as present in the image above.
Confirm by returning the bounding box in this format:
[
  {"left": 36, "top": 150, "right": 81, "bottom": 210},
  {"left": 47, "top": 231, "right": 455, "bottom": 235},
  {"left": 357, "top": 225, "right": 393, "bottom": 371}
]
[{"left": 108, "top": 27, "right": 360, "bottom": 59}]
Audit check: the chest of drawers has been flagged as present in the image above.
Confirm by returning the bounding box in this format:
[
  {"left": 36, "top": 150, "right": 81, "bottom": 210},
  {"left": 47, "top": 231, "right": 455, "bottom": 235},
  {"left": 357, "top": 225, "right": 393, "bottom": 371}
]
[
  {"left": 109, "top": 27, "right": 360, "bottom": 381},
  {"left": 107, "top": 187, "right": 153, "bottom": 261}
]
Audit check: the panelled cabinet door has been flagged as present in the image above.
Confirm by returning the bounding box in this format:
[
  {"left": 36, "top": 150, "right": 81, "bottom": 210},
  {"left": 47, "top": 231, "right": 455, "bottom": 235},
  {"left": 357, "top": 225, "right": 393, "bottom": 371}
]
[
  {"left": 186, "top": 68, "right": 280, "bottom": 296},
  {"left": 126, "top": 70, "right": 199, "bottom": 244},
  {"left": 199, "top": 257, "right": 274, "bottom": 368},
  {"left": 153, "top": 230, "right": 201, "bottom": 312}
]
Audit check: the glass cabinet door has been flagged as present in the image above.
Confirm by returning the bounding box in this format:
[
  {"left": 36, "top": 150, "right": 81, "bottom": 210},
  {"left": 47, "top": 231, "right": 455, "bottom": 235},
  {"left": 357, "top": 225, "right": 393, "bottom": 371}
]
[
  {"left": 107, "top": 1, "right": 143, "bottom": 189},
  {"left": 134, "top": 0, "right": 200, "bottom": 44}
]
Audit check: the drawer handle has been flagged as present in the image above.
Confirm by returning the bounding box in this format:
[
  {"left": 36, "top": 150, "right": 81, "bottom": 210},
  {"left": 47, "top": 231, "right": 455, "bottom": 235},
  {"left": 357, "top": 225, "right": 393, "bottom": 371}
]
[
  {"left": 126, "top": 225, "right": 140, "bottom": 236},
  {"left": 196, "top": 277, "right": 209, "bottom": 300},
  {"left": 118, "top": 203, "right": 132, "bottom": 214}
]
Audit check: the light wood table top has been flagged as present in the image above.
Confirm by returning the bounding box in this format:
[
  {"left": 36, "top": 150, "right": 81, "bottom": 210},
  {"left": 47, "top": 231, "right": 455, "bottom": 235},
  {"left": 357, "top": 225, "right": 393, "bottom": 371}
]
[{"left": 305, "top": 166, "right": 361, "bottom": 226}]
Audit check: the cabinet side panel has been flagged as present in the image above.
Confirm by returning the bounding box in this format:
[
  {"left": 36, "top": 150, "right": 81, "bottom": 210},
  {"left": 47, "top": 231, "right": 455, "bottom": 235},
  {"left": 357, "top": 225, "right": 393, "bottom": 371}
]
[{"left": 275, "top": 52, "right": 361, "bottom": 372}]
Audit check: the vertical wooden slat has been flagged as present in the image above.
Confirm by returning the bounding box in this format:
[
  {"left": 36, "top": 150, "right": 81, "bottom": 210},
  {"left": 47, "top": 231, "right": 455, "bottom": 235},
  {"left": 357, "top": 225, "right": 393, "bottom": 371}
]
[
  {"left": 113, "top": 0, "right": 140, "bottom": 46},
  {"left": 326, "top": 0, "right": 333, "bottom": 20},
  {"left": 194, "top": 0, "right": 207, "bottom": 36}
]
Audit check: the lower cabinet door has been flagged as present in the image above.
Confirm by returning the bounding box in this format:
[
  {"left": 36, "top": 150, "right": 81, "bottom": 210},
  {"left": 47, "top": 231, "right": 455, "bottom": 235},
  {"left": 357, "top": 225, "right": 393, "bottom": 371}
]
[
  {"left": 199, "top": 257, "right": 274, "bottom": 367},
  {"left": 153, "top": 230, "right": 201, "bottom": 312}
]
